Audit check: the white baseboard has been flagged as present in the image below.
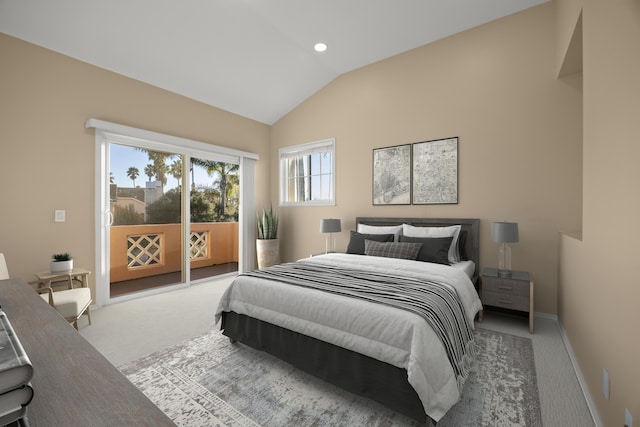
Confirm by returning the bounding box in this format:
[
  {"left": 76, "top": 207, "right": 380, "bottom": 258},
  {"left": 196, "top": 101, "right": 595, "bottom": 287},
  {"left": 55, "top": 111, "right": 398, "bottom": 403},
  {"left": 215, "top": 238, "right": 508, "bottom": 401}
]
[
  {"left": 534, "top": 311, "right": 558, "bottom": 321},
  {"left": 557, "top": 320, "right": 604, "bottom": 427}
]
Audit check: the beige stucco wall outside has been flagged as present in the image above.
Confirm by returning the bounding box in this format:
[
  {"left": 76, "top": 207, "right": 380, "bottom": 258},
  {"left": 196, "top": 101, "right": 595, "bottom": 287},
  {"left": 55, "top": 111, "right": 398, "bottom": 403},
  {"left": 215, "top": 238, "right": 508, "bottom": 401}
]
[
  {"left": 0, "top": 33, "right": 271, "bottom": 297},
  {"left": 557, "top": 0, "right": 640, "bottom": 425},
  {"left": 271, "top": 2, "right": 582, "bottom": 315}
]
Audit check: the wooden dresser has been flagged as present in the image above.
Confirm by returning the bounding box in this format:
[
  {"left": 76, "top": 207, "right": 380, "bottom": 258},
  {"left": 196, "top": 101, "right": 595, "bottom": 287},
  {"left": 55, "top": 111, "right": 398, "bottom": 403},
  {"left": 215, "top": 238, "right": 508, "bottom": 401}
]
[{"left": 0, "top": 278, "right": 174, "bottom": 426}]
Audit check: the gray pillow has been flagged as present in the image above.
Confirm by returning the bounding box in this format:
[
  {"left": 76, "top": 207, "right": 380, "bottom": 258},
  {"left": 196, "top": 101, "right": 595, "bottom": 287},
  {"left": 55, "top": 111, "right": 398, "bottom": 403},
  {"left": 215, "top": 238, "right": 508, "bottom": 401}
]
[
  {"left": 364, "top": 240, "right": 422, "bottom": 260},
  {"left": 399, "top": 235, "right": 452, "bottom": 265},
  {"left": 346, "top": 231, "right": 395, "bottom": 255}
]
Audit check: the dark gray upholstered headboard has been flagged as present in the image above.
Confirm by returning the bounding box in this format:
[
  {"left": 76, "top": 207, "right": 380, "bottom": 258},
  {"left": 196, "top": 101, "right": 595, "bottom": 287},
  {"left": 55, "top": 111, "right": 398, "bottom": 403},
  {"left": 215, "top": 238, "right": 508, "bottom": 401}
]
[{"left": 355, "top": 217, "right": 480, "bottom": 284}]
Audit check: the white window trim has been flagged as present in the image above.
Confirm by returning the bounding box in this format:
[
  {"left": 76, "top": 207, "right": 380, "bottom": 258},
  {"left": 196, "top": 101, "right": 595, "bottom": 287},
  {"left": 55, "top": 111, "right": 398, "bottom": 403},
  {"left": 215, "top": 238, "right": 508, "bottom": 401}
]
[
  {"left": 279, "top": 138, "right": 336, "bottom": 207},
  {"left": 86, "top": 118, "right": 258, "bottom": 161}
]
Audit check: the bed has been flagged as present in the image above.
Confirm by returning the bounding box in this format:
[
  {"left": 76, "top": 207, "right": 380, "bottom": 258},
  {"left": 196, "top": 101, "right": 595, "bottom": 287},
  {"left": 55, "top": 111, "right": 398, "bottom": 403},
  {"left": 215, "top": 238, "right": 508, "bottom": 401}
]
[{"left": 215, "top": 217, "right": 482, "bottom": 424}]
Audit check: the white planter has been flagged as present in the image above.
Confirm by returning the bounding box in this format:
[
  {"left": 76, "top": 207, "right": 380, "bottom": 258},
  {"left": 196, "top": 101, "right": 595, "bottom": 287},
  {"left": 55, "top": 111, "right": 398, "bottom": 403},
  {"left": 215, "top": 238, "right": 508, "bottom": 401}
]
[
  {"left": 256, "top": 239, "right": 280, "bottom": 269},
  {"left": 50, "top": 259, "right": 73, "bottom": 273}
]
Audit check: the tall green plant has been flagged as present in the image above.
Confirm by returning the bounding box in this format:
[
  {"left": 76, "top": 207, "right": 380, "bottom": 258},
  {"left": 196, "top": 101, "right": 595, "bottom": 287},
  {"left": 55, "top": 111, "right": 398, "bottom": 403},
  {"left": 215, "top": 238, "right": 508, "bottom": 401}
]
[{"left": 257, "top": 206, "right": 278, "bottom": 239}]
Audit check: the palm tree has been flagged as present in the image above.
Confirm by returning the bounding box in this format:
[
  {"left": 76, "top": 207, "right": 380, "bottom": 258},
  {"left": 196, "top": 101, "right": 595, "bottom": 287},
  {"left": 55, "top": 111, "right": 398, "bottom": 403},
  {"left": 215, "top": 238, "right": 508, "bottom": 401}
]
[
  {"left": 213, "top": 169, "right": 239, "bottom": 213},
  {"left": 191, "top": 159, "right": 239, "bottom": 217},
  {"left": 136, "top": 148, "right": 174, "bottom": 188},
  {"left": 169, "top": 159, "right": 182, "bottom": 188},
  {"left": 126, "top": 166, "right": 139, "bottom": 187},
  {"left": 190, "top": 162, "right": 196, "bottom": 191},
  {"left": 145, "top": 152, "right": 169, "bottom": 188},
  {"left": 144, "top": 164, "right": 154, "bottom": 182}
]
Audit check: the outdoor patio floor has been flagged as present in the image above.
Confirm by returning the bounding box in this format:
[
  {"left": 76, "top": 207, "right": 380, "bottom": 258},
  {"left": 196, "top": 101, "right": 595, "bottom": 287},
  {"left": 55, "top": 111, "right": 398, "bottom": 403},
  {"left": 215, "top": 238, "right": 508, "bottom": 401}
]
[{"left": 110, "top": 263, "right": 238, "bottom": 297}]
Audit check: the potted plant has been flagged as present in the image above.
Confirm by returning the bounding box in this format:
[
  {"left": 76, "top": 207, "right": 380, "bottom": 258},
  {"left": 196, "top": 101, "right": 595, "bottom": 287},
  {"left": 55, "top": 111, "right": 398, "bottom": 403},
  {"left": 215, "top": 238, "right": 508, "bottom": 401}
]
[
  {"left": 51, "top": 253, "right": 73, "bottom": 273},
  {"left": 256, "top": 206, "right": 280, "bottom": 269}
]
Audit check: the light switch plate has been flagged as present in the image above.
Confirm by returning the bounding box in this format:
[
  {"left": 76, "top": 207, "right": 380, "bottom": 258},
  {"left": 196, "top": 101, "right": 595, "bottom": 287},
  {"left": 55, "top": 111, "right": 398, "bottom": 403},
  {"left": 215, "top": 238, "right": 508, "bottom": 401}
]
[
  {"left": 54, "top": 210, "right": 66, "bottom": 223},
  {"left": 625, "top": 408, "right": 632, "bottom": 427}
]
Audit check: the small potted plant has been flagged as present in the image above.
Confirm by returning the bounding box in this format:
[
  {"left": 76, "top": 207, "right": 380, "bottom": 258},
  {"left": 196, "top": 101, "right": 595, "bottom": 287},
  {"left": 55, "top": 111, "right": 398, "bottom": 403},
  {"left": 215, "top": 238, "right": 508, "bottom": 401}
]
[
  {"left": 256, "top": 206, "right": 280, "bottom": 269},
  {"left": 51, "top": 253, "right": 73, "bottom": 273}
]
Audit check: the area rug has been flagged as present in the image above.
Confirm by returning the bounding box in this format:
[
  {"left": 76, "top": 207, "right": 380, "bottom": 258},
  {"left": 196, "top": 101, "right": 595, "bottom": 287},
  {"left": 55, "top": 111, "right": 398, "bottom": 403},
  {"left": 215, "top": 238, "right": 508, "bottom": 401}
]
[{"left": 119, "top": 328, "right": 542, "bottom": 427}]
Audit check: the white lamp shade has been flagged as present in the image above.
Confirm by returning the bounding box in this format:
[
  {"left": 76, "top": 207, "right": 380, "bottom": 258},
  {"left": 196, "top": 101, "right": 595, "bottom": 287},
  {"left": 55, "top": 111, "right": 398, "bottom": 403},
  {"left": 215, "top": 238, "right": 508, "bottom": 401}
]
[
  {"left": 320, "top": 218, "right": 341, "bottom": 233},
  {"left": 491, "top": 222, "right": 519, "bottom": 243}
]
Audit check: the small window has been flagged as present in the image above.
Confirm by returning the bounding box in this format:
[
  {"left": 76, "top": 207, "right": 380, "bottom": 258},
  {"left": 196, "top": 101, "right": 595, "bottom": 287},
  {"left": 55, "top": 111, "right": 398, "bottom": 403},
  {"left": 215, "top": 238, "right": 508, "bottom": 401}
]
[{"left": 279, "top": 138, "right": 335, "bottom": 206}]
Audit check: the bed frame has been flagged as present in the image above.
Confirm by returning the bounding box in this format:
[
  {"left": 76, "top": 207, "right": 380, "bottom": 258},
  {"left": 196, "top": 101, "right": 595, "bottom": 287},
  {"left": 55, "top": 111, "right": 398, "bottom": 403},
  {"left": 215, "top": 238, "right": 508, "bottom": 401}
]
[{"left": 221, "top": 217, "right": 480, "bottom": 424}]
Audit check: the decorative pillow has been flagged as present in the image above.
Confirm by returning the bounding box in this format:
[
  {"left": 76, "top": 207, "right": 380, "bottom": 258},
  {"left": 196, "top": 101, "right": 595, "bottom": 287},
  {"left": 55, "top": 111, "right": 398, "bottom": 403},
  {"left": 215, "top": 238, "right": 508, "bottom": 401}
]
[
  {"left": 457, "top": 230, "right": 468, "bottom": 261},
  {"left": 399, "top": 235, "right": 452, "bottom": 265},
  {"left": 357, "top": 224, "right": 403, "bottom": 242},
  {"left": 402, "top": 224, "right": 462, "bottom": 263},
  {"left": 346, "top": 231, "right": 395, "bottom": 255},
  {"left": 364, "top": 240, "right": 422, "bottom": 260}
]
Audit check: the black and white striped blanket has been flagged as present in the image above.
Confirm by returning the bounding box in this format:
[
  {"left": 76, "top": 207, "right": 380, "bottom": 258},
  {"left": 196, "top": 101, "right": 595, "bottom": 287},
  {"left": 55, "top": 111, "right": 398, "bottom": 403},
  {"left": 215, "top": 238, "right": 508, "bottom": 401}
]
[{"left": 243, "top": 262, "right": 475, "bottom": 385}]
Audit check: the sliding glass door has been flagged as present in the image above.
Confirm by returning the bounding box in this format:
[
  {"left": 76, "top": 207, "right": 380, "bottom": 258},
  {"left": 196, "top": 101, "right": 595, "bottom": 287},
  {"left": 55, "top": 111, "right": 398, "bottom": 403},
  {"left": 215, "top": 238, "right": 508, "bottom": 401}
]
[
  {"left": 106, "top": 144, "right": 243, "bottom": 299},
  {"left": 188, "top": 158, "right": 239, "bottom": 282},
  {"left": 108, "top": 144, "right": 185, "bottom": 298},
  {"left": 89, "top": 119, "right": 257, "bottom": 307}
]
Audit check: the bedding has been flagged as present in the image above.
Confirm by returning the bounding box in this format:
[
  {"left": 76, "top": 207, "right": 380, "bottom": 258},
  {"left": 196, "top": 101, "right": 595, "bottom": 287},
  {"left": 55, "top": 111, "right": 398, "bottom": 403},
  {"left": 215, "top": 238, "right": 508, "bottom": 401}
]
[
  {"left": 356, "top": 223, "right": 403, "bottom": 241},
  {"left": 402, "top": 223, "right": 462, "bottom": 263},
  {"left": 363, "top": 240, "right": 422, "bottom": 259},
  {"left": 345, "top": 231, "right": 394, "bottom": 254},
  {"left": 398, "top": 235, "right": 453, "bottom": 265},
  {"left": 451, "top": 260, "right": 476, "bottom": 279},
  {"left": 215, "top": 253, "right": 482, "bottom": 421}
]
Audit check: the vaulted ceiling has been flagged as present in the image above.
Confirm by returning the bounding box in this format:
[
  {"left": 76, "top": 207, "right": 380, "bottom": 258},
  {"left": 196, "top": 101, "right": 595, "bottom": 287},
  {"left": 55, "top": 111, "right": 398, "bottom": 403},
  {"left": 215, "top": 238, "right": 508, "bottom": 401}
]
[{"left": 0, "top": 0, "right": 548, "bottom": 124}]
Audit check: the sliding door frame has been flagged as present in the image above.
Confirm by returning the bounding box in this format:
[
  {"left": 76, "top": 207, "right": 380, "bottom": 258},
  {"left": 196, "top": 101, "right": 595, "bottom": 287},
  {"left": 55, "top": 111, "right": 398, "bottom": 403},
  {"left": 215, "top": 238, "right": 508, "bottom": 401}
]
[{"left": 87, "top": 119, "right": 258, "bottom": 307}]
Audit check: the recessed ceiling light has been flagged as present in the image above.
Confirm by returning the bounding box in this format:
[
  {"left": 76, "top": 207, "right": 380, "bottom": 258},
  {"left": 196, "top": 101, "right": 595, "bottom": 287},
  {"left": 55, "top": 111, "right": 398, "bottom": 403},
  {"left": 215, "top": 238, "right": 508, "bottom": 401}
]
[{"left": 314, "top": 42, "right": 327, "bottom": 52}]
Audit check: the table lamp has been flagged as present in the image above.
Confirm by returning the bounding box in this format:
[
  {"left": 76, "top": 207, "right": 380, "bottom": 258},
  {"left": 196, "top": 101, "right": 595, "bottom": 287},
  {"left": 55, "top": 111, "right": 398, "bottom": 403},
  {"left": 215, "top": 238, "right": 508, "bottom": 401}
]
[
  {"left": 491, "top": 221, "right": 519, "bottom": 277},
  {"left": 320, "top": 218, "right": 341, "bottom": 254}
]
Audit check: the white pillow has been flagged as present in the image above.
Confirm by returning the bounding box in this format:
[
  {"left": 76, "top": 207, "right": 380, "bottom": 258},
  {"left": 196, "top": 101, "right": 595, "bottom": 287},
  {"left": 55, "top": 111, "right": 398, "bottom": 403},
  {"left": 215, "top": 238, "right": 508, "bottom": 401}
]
[
  {"left": 357, "top": 224, "right": 403, "bottom": 242},
  {"left": 402, "top": 224, "right": 462, "bottom": 263}
]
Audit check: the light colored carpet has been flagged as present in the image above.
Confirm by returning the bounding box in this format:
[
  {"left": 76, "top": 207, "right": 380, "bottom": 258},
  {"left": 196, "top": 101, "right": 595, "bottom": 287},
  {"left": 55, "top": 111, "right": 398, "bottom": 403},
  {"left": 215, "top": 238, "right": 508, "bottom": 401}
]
[
  {"left": 80, "top": 277, "right": 234, "bottom": 366},
  {"left": 80, "top": 279, "right": 596, "bottom": 427},
  {"left": 119, "top": 327, "right": 542, "bottom": 427}
]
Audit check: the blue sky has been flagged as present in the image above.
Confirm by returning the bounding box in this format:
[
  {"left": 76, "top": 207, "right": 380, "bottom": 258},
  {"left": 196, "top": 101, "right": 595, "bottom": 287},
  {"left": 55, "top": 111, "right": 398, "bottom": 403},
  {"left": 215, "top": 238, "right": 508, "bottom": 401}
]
[{"left": 110, "top": 144, "right": 216, "bottom": 191}]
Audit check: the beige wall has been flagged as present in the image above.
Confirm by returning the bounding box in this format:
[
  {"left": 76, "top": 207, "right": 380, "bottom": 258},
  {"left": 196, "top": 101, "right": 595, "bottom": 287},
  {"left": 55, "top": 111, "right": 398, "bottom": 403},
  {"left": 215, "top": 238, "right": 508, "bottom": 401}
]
[
  {"left": 271, "top": 2, "right": 582, "bottom": 315},
  {"left": 0, "top": 33, "right": 271, "bottom": 296},
  {"left": 6, "top": 2, "right": 637, "bottom": 423},
  {"left": 555, "top": 0, "right": 584, "bottom": 76},
  {"left": 557, "top": 0, "right": 640, "bottom": 425}
]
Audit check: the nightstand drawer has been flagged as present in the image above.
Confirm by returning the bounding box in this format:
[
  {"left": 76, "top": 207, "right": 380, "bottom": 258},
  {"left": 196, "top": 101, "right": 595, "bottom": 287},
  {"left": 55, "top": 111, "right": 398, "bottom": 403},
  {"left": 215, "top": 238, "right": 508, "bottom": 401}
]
[
  {"left": 482, "top": 277, "right": 529, "bottom": 297},
  {"left": 482, "top": 291, "right": 530, "bottom": 311}
]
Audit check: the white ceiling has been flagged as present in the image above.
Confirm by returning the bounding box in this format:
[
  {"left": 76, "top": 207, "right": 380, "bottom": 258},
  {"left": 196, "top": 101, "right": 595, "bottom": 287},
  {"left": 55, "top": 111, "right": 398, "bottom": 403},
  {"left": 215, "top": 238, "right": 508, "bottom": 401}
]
[{"left": 0, "top": 0, "right": 548, "bottom": 125}]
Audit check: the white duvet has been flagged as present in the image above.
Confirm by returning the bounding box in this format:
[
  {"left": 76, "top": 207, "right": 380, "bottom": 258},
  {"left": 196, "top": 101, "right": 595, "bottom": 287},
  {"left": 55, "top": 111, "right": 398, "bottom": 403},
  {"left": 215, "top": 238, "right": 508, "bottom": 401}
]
[{"left": 214, "top": 253, "right": 482, "bottom": 421}]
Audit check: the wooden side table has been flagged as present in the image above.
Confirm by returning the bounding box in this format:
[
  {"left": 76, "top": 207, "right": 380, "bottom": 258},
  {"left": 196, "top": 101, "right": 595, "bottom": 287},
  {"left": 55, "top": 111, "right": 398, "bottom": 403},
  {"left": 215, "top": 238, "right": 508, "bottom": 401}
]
[
  {"left": 479, "top": 267, "right": 534, "bottom": 333},
  {"left": 33, "top": 268, "right": 91, "bottom": 290}
]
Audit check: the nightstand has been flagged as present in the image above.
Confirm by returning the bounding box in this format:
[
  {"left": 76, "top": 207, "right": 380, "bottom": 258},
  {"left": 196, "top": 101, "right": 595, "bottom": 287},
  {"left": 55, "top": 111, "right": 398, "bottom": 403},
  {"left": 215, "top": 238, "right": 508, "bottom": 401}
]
[{"left": 479, "top": 267, "right": 534, "bottom": 333}]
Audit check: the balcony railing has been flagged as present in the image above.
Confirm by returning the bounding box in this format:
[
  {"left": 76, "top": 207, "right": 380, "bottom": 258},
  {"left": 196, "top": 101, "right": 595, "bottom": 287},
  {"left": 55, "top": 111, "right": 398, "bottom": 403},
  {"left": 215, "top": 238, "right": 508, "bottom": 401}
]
[{"left": 110, "top": 222, "right": 239, "bottom": 283}]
